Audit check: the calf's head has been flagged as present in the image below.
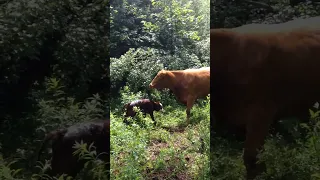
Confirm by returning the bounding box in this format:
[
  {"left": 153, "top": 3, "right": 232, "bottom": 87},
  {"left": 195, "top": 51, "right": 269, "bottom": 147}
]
[{"left": 153, "top": 101, "right": 163, "bottom": 111}]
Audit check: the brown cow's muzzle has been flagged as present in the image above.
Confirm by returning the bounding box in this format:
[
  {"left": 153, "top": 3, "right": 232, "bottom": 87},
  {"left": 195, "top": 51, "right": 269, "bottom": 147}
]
[{"left": 149, "top": 84, "right": 154, "bottom": 88}]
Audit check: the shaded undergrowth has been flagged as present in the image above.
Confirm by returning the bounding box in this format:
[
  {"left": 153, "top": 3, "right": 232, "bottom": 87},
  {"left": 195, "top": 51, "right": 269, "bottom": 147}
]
[{"left": 212, "top": 108, "right": 320, "bottom": 180}]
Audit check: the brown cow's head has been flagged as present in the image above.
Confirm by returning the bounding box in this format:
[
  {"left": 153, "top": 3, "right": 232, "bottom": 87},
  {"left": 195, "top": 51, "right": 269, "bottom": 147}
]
[
  {"left": 153, "top": 101, "right": 163, "bottom": 111},
  {"left": 149, "top": 70, "right": 171, "bottom": 90}
]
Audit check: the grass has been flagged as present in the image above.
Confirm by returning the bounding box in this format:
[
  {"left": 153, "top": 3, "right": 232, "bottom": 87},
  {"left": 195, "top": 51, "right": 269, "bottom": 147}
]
[
  {"left": 110, "top": 97, "right": 210, "bottom": 180},
  {"left": 211, "top": 110, "right": 320, "bottom": 180}
]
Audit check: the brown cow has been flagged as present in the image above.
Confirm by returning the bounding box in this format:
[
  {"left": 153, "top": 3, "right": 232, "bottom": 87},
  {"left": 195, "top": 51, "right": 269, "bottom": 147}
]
[
  {"left": 37, "top": 119, "right": 110, "bottom": 178},
  {"left": 211, "top": 16, "right": 320, "bottom": 179},
  {"left": 149, "top": 67, "right": 210, "bottom": 123},
  {"left": 123, "top": 99, "right": 163, "bottom": 125}
]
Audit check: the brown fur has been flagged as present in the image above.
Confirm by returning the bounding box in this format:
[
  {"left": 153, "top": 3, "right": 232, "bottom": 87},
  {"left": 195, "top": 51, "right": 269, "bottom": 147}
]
[
  {"left": 149, "top": 67, "right": 210, "bottom": 122},
  {"left": 211, "top": 16, "right": 320, "bottom": 179}
]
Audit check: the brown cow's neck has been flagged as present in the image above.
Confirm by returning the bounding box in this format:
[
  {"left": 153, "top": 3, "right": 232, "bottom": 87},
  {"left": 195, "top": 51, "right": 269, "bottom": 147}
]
[
  {"left": 166, "top": 71, "right": 186, "bottom": 103},
  {"left": 167, "top": 71, "right": 184, "bottom": 88}
]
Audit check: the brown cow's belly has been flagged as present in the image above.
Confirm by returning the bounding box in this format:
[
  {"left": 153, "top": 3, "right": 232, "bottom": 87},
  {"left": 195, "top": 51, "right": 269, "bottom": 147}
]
[
  {"left": 197, "top": 90, "right": 210, "bottom": 99},
  {"left": 172, "top": 89, "right": 188, "bottom": 105},
  {"left": 178, "top": 97, "right": 188, "bottom": 105},
  {"left": 211, "top": 85, "right": 320, "bottom": 121},
  {"left": 212, "top": 98, "right": 248, "bottom": 127}
]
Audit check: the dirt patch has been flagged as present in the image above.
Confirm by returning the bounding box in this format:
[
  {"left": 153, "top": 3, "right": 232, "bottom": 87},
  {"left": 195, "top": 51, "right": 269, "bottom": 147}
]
[
  {"left": 145, "top": 170, "right": 192, "bottom": 180},
  {"left": 148, "top": 140, "right": 169, "bottom": 161},
  {"left": 144, "top": 121, "right": 206, "bottom": 180},
  {"left": 161, "top": 126, "right": 186, "bottom": 133},
  {"left": 171, "top": 133, "right": 191, "bottom": 151},
  {"left": 145, "top": 130, "right": 194, "bottom": 179}
]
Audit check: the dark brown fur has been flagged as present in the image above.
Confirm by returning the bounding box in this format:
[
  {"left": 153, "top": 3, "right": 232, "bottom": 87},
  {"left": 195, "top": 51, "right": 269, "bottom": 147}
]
[
  {"left": 123, "top": 99, "right": 163, "bottom": 125},
  {"left": 37, "top": 119, "right": 110, "bottom": 178},
  {"left": 211, "top": 16, "right": 320, "bottom": 179}
]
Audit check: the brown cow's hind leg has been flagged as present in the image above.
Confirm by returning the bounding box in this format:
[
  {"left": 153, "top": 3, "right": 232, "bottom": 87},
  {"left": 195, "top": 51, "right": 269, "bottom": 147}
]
[{"left": 186, "top": 95, "right": 196, "bottom": 124}]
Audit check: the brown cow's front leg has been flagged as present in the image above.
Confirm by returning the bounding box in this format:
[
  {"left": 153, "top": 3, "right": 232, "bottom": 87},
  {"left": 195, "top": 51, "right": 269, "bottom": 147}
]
[
  {"left": 186, "top": 95, "right": 196, "bottom": 124},
  {"left": 244, "top": 105, "right": 276, "bottom": 180},
  {"left": 244, "top": 131, "right": 268, "bottom": 180}
]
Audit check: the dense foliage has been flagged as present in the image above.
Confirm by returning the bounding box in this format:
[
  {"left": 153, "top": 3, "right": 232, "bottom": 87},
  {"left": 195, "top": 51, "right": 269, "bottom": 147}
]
[
  {"left": 3, "top": 0, "right": 319, "bottom": 179},
  {"left": 212, "top": 0, "right": 320, "bottom": 179},
  {"left": 110, "top": 0, "right": 210, "bottom": 179},
  {"left": 0, "top": 0, "right": 109, "bottom": 179}
]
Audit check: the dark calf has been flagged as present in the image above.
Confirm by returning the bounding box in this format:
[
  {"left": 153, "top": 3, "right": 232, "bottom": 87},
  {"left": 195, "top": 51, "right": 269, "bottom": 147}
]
[
  {"left": 123, "top": 99, "right": 163, "bottom": 125},
  {"left": 37, "top": 119, "right": 110, "bottom": 178}
]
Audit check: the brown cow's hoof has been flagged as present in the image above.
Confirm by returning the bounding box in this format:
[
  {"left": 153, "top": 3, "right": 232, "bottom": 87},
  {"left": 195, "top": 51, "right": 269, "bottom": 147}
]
[
  {"left": 246, "top": 163, "right": 266, "bottom": 180},
  {"left": 246, "top": 171, "right": 258, "bottom": 180},
  {"left": 186, "top": 118, "right": 190, "bottom": 124}
]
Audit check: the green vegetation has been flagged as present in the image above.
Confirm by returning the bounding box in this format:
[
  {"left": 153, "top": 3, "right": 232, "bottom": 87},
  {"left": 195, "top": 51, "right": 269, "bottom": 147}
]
[
  {"left": 212, "top": 0, "right": 320, "bottom": 179},
  {"left": 110, "top": 0, "right": 210, "bottom": 179},
  {"left": 110, "top": 92, "right": 210, "bottom": 179},
  {"left": 0, "top": 0, "right": 109, "bottom": 179}
]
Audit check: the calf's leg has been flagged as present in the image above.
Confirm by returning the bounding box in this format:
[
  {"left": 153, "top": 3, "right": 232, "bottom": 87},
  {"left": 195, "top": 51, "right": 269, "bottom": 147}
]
[{"left": 150, "top": 112, "right": 156, "bottom": 126}]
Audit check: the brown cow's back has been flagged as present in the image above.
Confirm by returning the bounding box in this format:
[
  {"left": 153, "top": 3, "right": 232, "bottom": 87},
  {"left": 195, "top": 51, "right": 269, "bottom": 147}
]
[
  {"left": 185, "top": 68, "right": 210, "bottom": 94},
  {"left": 231, "top": 16, "right": 320, "bottom": 33},
  {"left": 173, "top": 67, "right": 210, "bottom": 100},
  {"left": 211, "top": 20, "right": 320, "bottom": 126}
]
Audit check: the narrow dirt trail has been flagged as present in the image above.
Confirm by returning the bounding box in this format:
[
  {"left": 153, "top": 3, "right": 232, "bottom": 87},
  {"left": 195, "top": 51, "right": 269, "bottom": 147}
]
[{"left": 145, "top": 124, "right": 205, "bottom": 180}]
